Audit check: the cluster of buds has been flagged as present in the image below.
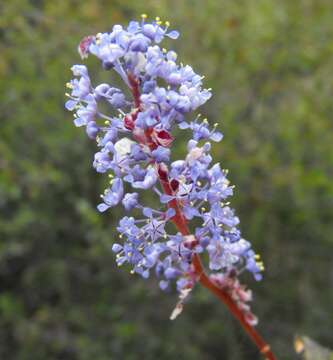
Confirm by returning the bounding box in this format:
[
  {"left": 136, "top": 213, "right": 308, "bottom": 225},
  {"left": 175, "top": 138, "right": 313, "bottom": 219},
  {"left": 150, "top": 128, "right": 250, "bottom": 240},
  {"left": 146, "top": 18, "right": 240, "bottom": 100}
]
[{"left": 210, "top": 271, "right": 258, "bottom": 326}]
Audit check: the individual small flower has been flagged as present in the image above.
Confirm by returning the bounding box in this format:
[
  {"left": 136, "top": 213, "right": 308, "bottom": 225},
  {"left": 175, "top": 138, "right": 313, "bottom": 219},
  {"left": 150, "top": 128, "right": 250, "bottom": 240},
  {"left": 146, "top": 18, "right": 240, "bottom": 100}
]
[
  {"left": 97, "top": 178, "right": 124, "bottom": 212},
  {"left": 151, "top": 146, "right": 170, "bottom": 163},
  {"left": 122, "top": 193, "right": 139, "bottom": 211},
  {"left": 179, "top": 118, "right": 223, "bottom": 142},
  {"left": 114, "top": 137, "right": 136, "bottom": 158},
  {"left": 131, "top": 166, "right": 158, "bottom": 189},
  {"left": 65, "top": 66, "right": 91, "bottom": 110}
]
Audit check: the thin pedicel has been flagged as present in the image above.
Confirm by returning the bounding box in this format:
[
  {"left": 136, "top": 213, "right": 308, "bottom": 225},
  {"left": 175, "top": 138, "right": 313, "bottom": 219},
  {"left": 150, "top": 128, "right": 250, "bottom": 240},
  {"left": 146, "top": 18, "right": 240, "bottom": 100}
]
[{"left": 65, "top": 15, "right": 276, "bottom": 359}]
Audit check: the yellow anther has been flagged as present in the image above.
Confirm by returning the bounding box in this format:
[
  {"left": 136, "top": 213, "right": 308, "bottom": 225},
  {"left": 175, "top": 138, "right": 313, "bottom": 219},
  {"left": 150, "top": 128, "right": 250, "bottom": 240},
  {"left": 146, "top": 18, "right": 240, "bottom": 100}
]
[
  {"left": 255, "top": 254, "right": 261, "bottom": 260},
  {"left": 100, "top": 194, "right": 104, "bottom": 198},
  {"left": 130, "top": 270, "right": 135, "bottom": 274},
  {"left": 162, "top": 48, "right": 167, "bottom": 53},
  {"left": 141, "top": 14, "right": 148, "bottom": 19},
  {"left": 156, "top": 21, "right": 162, "bottom": 25},
  {"left": 196, "top": 181, "right": 202, "bottom": 186},
  {"left": 165, "top": 21, "right": 170, "bottom": 27},
  {"left": 65, "top": 92, "right": 70, "bottom": 97},
  {"left": 155, "top": 16, "right": 161, "bottom": 21},
  {"left": 203, "top": 118, "right": 209, "bottom": 123},
  {"left": 119, "top": 234, "right": 123, "bottom": 239},
  {"left": 127, "top": 252, "right": 132, "bottom": 257},
  {"left": 108, "top": 174, "right": 113, "bottom": 178},
  {"left": 201, "top": 207, "right": 206, "bottom": 212},
  {"left": 256, "top": 261, "right": 265, "bottom": 269},
  {"left": 66, "top": 82, "right": 73, "bottom": 88},
  {"left": 104, "top": 120, "right": 110, "bottom": 125},
  {"left": 214, "top": 123, "right": 219, "bottom": 127}
]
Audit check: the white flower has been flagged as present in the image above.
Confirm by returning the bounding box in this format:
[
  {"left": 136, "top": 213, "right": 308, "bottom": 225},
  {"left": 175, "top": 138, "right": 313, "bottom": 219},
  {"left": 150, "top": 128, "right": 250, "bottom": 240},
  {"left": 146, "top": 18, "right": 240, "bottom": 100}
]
[{"left": 114, "top": 137, "right": 135, "bottom": 158}]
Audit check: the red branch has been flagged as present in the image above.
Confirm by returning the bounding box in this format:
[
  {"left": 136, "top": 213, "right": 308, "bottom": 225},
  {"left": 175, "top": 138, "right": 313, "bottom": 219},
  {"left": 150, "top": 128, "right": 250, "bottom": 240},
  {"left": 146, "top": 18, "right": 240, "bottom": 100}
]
[{"left": 128, "top": 75, "right": 277, "bottom": 360}]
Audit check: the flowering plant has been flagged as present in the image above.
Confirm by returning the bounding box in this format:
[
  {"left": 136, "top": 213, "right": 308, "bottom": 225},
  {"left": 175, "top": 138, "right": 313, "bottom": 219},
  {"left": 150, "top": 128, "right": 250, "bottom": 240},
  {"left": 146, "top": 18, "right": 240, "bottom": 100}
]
[{"left": 65, "top": 15, "right": 276, "bottom": 359}]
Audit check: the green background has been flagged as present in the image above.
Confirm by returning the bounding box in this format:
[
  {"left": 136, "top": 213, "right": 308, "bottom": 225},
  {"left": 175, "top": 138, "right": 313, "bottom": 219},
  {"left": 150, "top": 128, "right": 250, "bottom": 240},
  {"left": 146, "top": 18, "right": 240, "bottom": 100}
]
[{"left": 1, "top": 1, "right": 333, "bottom": 359}]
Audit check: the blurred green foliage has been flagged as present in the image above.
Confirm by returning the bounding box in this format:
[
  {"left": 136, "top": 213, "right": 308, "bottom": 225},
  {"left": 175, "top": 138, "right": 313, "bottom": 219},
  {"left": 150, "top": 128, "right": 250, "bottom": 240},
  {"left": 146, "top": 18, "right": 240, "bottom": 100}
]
[{"left": 1, "top": 0, "right": 333, "bottom": 359}]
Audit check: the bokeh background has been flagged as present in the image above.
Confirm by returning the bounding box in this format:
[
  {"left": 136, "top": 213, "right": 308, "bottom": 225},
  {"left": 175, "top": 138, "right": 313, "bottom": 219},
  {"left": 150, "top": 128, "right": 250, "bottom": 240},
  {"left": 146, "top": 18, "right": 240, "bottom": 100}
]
[{"left": 1, "top": 1, "right": 333, "bottom": 359}]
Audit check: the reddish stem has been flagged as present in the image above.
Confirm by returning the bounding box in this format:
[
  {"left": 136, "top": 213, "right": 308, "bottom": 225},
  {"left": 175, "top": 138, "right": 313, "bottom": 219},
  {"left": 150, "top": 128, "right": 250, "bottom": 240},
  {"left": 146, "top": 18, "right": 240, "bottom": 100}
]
[
  {"left": 128, "top": 76, "right": 277, "bottom": 360},
  {"left": 128, "top": 73, "right": 141, "bottom": 109}
]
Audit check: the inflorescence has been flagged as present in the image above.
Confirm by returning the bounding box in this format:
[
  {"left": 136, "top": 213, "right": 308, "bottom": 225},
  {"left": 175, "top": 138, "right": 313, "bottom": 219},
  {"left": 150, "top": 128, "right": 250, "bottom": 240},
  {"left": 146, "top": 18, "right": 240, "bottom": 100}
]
[{"left": 65, "top": 15, "right": 264, "bottom": 325}]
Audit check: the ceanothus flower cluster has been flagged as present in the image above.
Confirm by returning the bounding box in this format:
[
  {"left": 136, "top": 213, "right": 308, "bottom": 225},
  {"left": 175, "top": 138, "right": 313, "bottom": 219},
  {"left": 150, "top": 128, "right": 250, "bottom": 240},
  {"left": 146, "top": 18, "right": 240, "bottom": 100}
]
[{"left": 65, "top": 16, "right": 264, "bottom": 307}]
